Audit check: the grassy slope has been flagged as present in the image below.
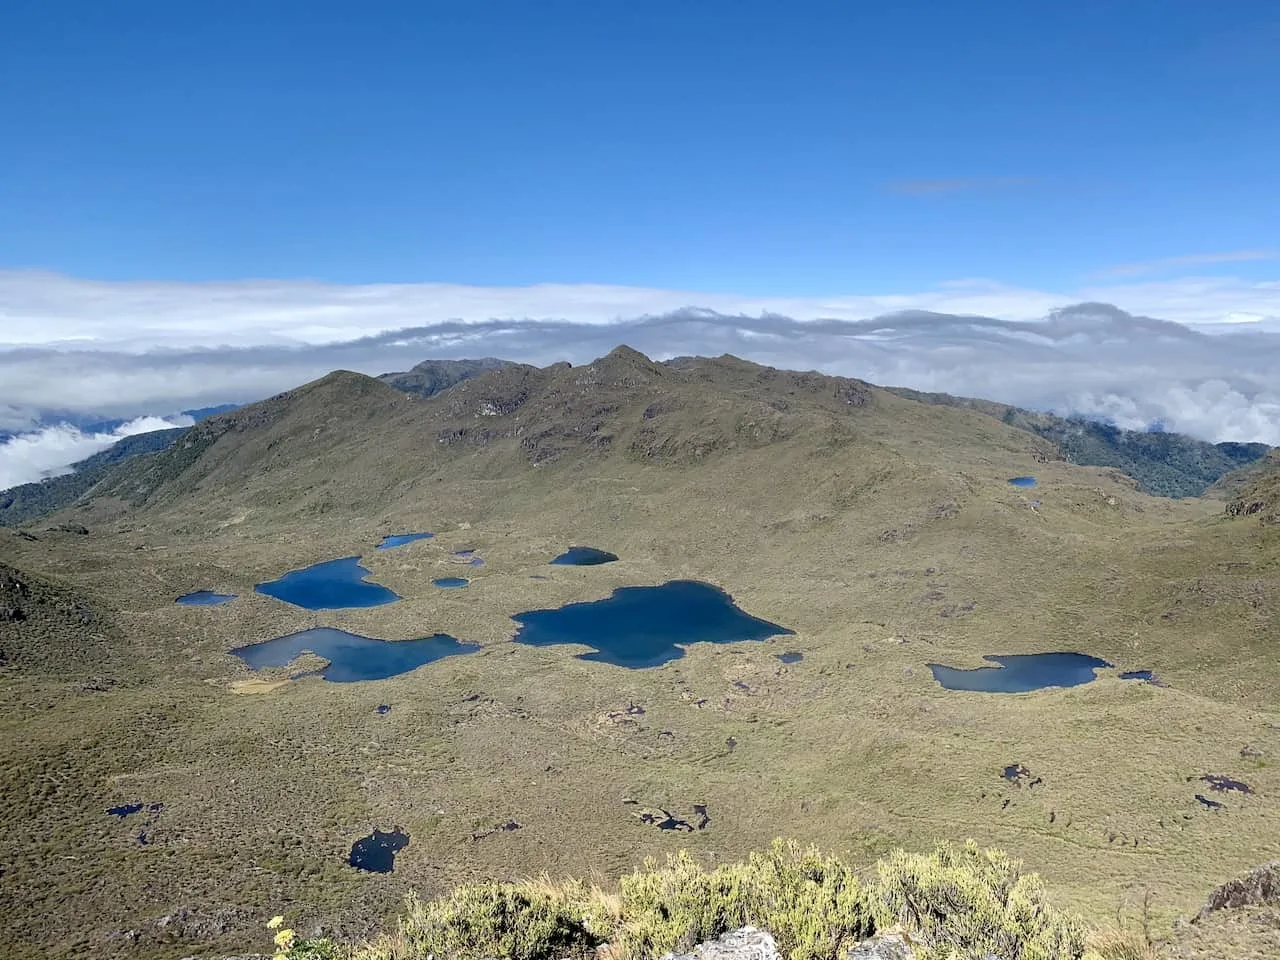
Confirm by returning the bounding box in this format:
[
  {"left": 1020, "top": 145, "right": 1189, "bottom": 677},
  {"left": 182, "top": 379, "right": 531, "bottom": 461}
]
[
  {"left": 0, "top": 428, "right": 185, "bottom": 527},
  {"left": 1221, "top": 451, "right": 1280, "bottom": 523},
  {"left": 0, "top": 349, "right": 1277, "bottom": 958},
  {"left": 887, "top": 386, "right": 1270, "bottom": 498}
]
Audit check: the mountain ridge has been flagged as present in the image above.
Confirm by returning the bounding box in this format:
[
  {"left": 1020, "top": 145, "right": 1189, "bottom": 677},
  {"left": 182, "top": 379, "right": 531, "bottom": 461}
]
[
  {"left": 4, "top": 356, "right": 1266, "bottom": 530},
  {"left": 51, "top": 349, "right": 1067, "bottom": 529},
  {"left": 886, "top": 385, "right": 1269, "bottom": 498}
]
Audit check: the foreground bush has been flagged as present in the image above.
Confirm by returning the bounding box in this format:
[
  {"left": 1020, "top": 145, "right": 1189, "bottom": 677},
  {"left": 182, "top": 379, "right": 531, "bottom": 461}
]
[
  {"left": 358, "top": 879, "right": 615, "bottom": 960},
  {"left": 612, "top": 841, "right": 871, "bottom": 959},
  {"left": 872, "top": 841, "right": 1088, "bottom": 960},
  {"left": 291, "top": 839, "right": 1097, "bottom": 960}
]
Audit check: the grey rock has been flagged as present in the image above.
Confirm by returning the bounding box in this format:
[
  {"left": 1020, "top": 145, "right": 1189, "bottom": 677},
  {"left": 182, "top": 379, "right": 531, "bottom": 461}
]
[
  {"left": 1195, "top": 861, "right": 1280, "bottom": 920},
  {"left": 661, "top": 926, "right": 782, "bottom": 960},
  {"left": 846, "top": 931, "right": 919, "bottom": 959}
]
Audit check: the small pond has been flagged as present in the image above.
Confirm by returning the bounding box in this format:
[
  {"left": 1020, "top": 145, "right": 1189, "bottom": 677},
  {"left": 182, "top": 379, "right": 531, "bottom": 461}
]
[
  {"left": 552, "top": 546, "right": 620, "bottom": 566},
  {"left": 255, "top": 556, "right": 399, "bottom": 610},
  {"left": 1120, "top": 669, "right": 1165, "bottom": 686},
  {"left": 1008, "top": 476, "right": 1038, "bottom": 488},
  {"left": 176, "top": 590, "right": 236, "bottom": 606},
  {"left": 927, "top": 652, "right": 1112, "bottom": 693},
  {"left": 1002, "top": 764, "right": 1042, "bottom": 787},
  {"left": 433, "top": 577, "right": 470, "bottom": 589},
  {"left": 376, "top": 532, "right": 434, "bottom": 550},
  {"left": 348, "top": 828, "right": 409, "bottom": 873},
  {"left": 775, "top": 651, "right": 804, "bottom": 664},
  {"left": 229, "top": 627, "right": 480, "bottom": 683},
  {"left": 512, "top": 579, "right": 793, "bottom": 668}
]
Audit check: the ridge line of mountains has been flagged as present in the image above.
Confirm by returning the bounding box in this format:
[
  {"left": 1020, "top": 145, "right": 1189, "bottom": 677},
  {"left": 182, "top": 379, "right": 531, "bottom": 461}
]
[{"left": 1, "top": 351, "right": 1275, "bottom": 528}]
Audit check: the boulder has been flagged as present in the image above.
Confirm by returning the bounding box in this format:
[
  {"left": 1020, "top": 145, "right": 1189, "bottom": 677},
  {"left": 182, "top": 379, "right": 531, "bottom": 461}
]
[
  {"left": 1195, "top": 861, "right": 1280, "bottom": 920},
  {"left": 660, "top": 926, "right": 782, "bottom": 960},
  {"left": 846, "top": 929, "right": 922, "bottom": 959}
]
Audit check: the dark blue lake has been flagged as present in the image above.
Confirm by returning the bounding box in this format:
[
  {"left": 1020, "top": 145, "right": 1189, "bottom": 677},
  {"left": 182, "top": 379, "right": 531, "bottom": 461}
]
[
  {"left": 348, "top": 828, "right": 409, "bottom": 873},
  {"left": 255, "top": 556, "right": 399, "bottom": 610},
  {"left": 176, "top": 590, "right": 236, "bottom": 606},
  {"left": 376, "top": 532, "right": 434, "bottom": 550},
  {"left": 433, "top": 577, "right": 469, "bottom": 589},
  {"left": 1008, "top": 476, "right": 1038, "bottom": 488},
  {"left": 928, "top": 652, "right": 1112, "bottom": 693},
  {"left": 229, "top": 627, "right": 480, "bottom": 682},
  {"left": 551, "top": 546, "right": 620, "bottom": 566},
  {"left": 512, "top": 579, "right": 793, "bottom": 668}
]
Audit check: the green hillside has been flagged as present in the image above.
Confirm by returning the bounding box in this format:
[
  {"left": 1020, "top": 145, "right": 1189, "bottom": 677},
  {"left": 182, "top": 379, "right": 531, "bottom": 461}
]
[
  {"left": 887, "top": 386, "right": 1269, "bottom": 498},
  {"left": 0, "top": 427, "right": 185, "bottom": 527}
]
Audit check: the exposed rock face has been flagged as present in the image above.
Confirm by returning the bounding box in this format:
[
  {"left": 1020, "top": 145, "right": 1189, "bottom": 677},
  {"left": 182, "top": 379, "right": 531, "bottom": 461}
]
[
  {"left": 1195, "top": 861, "right": 1280, "bottom": 920},
  {"left": 660, "top": 926, "right": 781, "bottom": 960},
  {"left": 661, "top": 927, "right": 924, "bottom": 960}
]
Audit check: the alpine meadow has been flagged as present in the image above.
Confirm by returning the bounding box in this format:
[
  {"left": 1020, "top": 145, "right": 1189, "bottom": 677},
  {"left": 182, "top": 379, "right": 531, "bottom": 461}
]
[{"left": 2, "top": 349, "right": 1278, "bottom": 958}]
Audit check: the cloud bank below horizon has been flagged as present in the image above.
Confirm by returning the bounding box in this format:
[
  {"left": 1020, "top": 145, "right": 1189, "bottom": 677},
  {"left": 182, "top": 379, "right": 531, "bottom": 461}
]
[
  {"left": 1, "top": 270, "right": 1279, "bottom": 491},
  {"left": 0, "top": 415, "right": 194, "bottom": 491}
]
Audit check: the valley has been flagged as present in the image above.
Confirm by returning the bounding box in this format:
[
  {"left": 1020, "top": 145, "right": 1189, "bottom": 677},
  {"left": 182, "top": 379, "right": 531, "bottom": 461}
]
[{"left": 1, "top": 348, "right": 1278, "bottom": 959}]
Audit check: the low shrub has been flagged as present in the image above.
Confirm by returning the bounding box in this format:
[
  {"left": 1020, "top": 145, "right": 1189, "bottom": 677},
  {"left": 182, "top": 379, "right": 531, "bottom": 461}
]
[
  {"left": 871, "top": 840, "right": 1088, "bottom": 960},
  {"left": 333, "top": 839, "right": 1102, "bottom": 960},
  {"left": 612, "top": 840, "right": 872, "bottom": 960}
]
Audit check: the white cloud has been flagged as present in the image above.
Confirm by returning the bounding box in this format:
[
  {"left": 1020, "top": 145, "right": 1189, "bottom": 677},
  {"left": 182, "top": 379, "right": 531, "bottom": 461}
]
[
  {"left": 0, "top": 415, "right": 193, "bottom": 492},
  {"left": 1, "top": 272, "right": 1279, "bottom": 454},
  {"left": 3, "top": 269, "right": 1279, "bottom": 351}
]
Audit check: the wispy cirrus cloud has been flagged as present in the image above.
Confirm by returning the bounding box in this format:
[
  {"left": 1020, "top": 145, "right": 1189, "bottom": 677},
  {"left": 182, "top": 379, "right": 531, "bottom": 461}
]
[
  {"left": 883, "top": 176, "right": 1035, "bottom": 196},
  {"left": 1094, "top": 249, "right": 1277, "bottom": 279}
]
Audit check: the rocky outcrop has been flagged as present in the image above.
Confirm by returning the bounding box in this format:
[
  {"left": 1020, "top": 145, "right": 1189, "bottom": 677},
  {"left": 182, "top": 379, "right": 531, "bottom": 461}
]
[
  {"left": 1195, "top": 861, "right": 1280, "bottom": 920},
  {"left": 660, "top": 926, "right": 781, "bottom": 960},
  {"left": 661, "top": 927, "right": 921, "bottom": 960}
]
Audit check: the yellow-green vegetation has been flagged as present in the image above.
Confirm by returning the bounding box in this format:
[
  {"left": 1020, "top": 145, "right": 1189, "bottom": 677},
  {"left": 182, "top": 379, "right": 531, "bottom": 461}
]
[
  {"left": 1, "top": 349, "right": 1278, "bottom": 958},
  {"left": 282, "top": 840, "right": 1119, "bottom": 959},
  {"left": 872, "top": 841, "right": 1084, "bottom": 959}
]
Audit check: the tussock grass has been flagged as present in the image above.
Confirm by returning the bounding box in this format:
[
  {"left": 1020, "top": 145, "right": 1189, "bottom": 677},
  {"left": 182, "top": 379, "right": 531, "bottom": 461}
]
[{"left": 1085, "top": 929, "right": 1160, "bottom": 960}]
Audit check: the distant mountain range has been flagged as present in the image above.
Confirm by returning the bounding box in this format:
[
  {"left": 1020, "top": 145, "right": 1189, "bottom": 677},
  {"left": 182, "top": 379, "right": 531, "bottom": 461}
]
[
  {"left": 0, "top": 360, "right": 1272, "bottom": 528},
  {"left": 376, "top": 357, "right": 511, "bottom": 397}
]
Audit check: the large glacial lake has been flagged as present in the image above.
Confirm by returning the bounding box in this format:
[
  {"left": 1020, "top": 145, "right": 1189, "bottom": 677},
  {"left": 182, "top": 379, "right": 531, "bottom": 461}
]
[
  {"left": 255, "top": 556, "right": 399, "bottom": 610},
  {"left": 513, "top": 579, "right": 792, "bottom": 668},
  {"left": 230, "top": 627, "right": 479, "bottom": 682}
]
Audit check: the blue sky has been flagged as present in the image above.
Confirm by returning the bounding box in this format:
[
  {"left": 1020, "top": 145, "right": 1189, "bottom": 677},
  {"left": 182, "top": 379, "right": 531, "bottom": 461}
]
[{"left": 2, "top": 0, "right": 1276, "bottom": 292}]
